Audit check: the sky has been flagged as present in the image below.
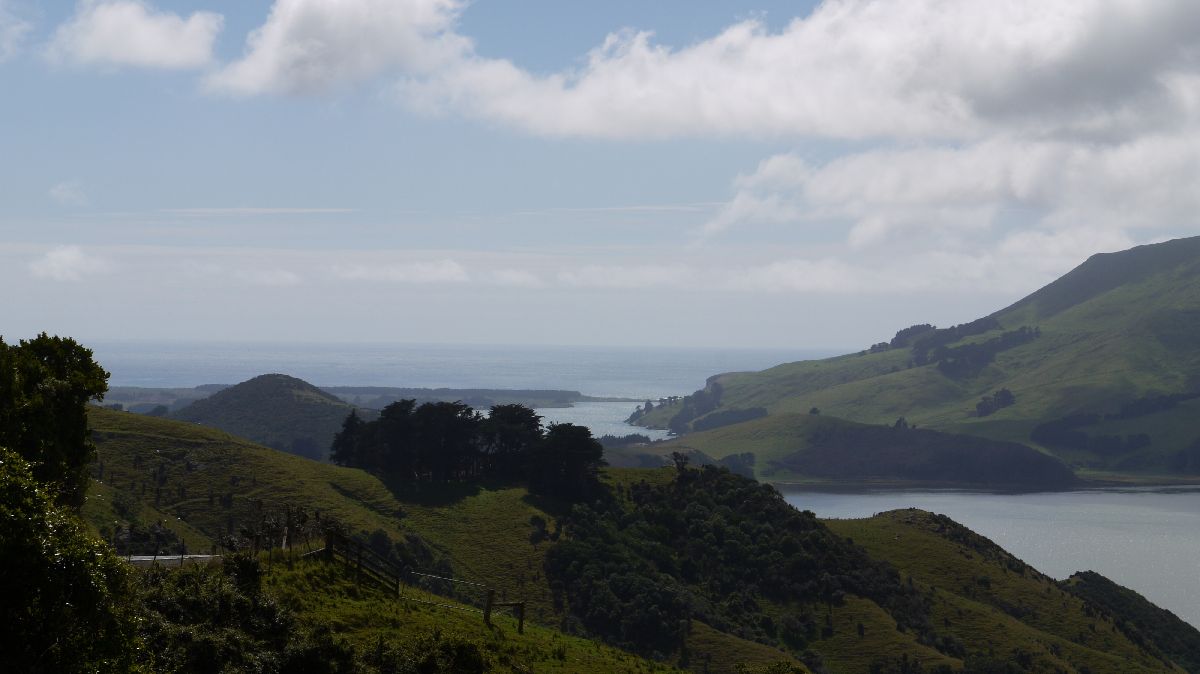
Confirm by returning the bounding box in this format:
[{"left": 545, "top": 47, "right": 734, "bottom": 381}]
[{"left": 2, "top": 0, "right": 1199, "bottom": 349}]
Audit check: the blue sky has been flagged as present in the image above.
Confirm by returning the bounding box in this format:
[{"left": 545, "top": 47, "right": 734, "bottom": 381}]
[{"left": 2, "top": 1, "right": 1198, "bottom": 348}]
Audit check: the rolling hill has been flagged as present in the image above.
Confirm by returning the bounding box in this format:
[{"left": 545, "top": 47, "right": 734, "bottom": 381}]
[
  {"left": 83, "top": 407, "right": 1200, "bottom": 672},
  {"left": 172, "top": 373, "right": 358, "bottom": 461},
  {"left": 635, "top": 236, "right": 1200, "bottom": 481},
  {"left": 613, "top": 413, "right": 1077, "bottom": 489}
]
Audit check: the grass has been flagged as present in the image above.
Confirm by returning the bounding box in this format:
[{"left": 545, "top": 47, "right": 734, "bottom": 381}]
[
  {"left": 635, "top": 236, "right": 1200, "bottom": 480},
  {"left": 825, "top": 510, "right": 1184, "bottom": 673},
  {"left": 262, "top": 555, "right": 684, "bottom": 674}
]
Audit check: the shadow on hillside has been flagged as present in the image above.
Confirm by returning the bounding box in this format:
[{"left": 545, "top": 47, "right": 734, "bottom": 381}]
[
  {"left": 382, "top": 478, "right": 485, "bottom": 507},
  {"left": 520, "top": 492, "right": 572, "bottom": 519}
]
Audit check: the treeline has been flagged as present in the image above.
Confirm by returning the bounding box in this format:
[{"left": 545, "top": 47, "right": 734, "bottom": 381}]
[
  {"left": 544, "top": 462, "right": 933, "bottom": 663},
  {"left": 881, "top": 320, "right": 1042, "bottom": 379},
  {"left": 1107, "top": 390, "right": 1200, "bottom": 420},
  {"left": 974, "top": 388, "right": 1016, "bottom": 417},
  {"left": 1030, "top": 390, "right": 1200, "bottom": 468},
  {"left": 778, "top": 420, "right": 1077, "bottom": 489},
  {"left": 924, "top": 326, "right": 1041, "bottom": 378},
  {"left": 1030, "top": 414, "right": 1151, "bottom": 457},
  {"left": 691, "top": 406, "right": 768, "bottom": 432},
  {"left": 329, "top": 401, "right": 604, "bottom": 500},
  {"left": 666, "top": 382, "right": 724, "bottom": 433}
]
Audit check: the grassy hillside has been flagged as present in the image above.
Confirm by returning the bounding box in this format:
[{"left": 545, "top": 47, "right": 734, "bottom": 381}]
[
  {"left": 825, "top": 510, "right": 1188, "bottom": 673},
  {"left": 637, "top": 236, "right": 1200, "bottom": 479},
  {"left": 1062, "top": 571, "right": 1200, "bottom": 673},
  {"left": 172, "top": 373, "right": 357, "bottom": 461},
  {"left": 87, "top": 408, "right": 1198, "bottom": 672},
  {"left": 265, "top": 556, "right": 685, "bottom": 674},
  {"left": 615, "top": 413, "right": 1076, "bottom": 489}
]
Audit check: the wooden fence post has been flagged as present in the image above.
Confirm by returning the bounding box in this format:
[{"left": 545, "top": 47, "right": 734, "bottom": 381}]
[
  {"left": 355, "top": 542, "right": 363, "bottom": 589},
  {"left": 325, "top": 531, "right": 334, "bottom": 561},
  {"left": 484, "top": 589, "right": 495, "bottom": 627},
  {"left": 517, "top": 602, "right": 525, "bottom": 634}
]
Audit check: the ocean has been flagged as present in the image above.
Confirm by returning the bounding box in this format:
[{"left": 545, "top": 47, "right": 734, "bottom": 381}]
[{"left": 92, "top": 340, "right": 833, "bottom": 398}]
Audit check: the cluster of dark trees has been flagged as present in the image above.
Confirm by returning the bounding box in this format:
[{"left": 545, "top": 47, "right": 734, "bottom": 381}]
[
  {"left": 596, "top": 433, "right": 653, "bottom": 448},
  {"left": 1030, "top": 414, "right": 1150, "bottom": 457},
  {"left": 544, "top": 462, "right": 933, "bottom": 662},
  {"left": 778, "top": 422, "right": 1077, "bottom": 489},
  {"left": 974, "top": 388, "right": 1016, "bottom": 417},
  {"left": 329, "top": 401, "right": 604, "bottom": 500},
  {"left": 883, "top": 320, "right": 1041, "bottom": 379},
  {"left": 1169, "top": 439, "right": 1200, "bottom": 474},
  {"left": 665, "top": 382, "right": 724, "bottom": 433},
  {"left": 691, "top": 406, "right": 767, "bottom": 432},
  {"left": 890, "top": 323, "right": 937, "bottom": 349},
  {"left": 1107, "top": 391, "right": 1200, "bottom": 421},
  {"left": 925, "top": 327, "right": 1041, "bottom": 378}
]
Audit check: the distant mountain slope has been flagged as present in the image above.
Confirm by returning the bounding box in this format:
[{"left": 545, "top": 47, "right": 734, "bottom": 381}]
[
  {"left": 172, "top": 373, "right": 355, "bottom": 460},
  {"left": 618, "top": 413, "right": 1077, "bottom": 489},
  {"left": 638, "top": 236, "right": 1200, "bottom": 479}
]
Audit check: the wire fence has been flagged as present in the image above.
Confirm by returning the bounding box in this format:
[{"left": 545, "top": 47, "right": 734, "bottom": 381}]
[{"left": 322, "top": 531, "right": 526, "bottom": 633}]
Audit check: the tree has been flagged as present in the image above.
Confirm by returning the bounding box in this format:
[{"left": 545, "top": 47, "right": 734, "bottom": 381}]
[
  {"left": 527, "top": 423, "right": 605, "bottom": 499},
  {"left": 483, "top": 404, "right": 543, "bottom": 477},
  {"left": 0, "top": 447, "right": 139, "bottom": 671},
  {"left": 330, "top": 409, "right": 364, "bottom": 467},
  {"left": 413, "top": 401, "right": 482, "bottom": 481},
  {"left": 0, "top": 334, "right": 110, "bottom": 507}
]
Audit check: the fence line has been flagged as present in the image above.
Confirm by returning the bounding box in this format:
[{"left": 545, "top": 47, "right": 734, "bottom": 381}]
[{"left": 322, "top": 531, "right": 525, "bottom": 633}]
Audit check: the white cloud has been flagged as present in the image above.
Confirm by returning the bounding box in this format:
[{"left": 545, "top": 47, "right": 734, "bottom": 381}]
[
  {"left": 48, "top": 181, "right": 89, "bottom": 206},
  {"left": 333, "top": 259, "right": 469, "bottom": 284},
  {"left": 704, "top": 136, "right": 1200, "bottom": 247},
  {"left": 206, "top": 0, "right": 466, "bottom": 96},
  {"left": 47, "top": 0, "right": 222, "bottom": 70},
  {"left": 29, "top": 246, "right": 111, "bottom": 281},
  {"left": 0, "top": 1, "right": 31, "bottom": 62},
  {"left": 727, "top": 226, "right": 1138, "bottom": 296},
  {"left": 401, "top": 1, "right": 1200, "bottom": 141}
]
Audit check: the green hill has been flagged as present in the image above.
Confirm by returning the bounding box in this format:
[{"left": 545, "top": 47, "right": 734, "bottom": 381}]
[
  {"left": 83, "top": 408, "right": 1200, "bottom": 672},
  {"left": 172, "top": 373, "right": 357, "bottom": 461},
  {"left": 614, "top": 413, "right": 1076, "bottom": 489},
  {"left": 636, "top": 236, "right": 1200, "bottom": 481}
]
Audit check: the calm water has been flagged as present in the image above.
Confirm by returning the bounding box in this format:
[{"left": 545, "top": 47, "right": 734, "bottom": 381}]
[
  {"left": 784, "top": 487, "right": 1200, "bottom": 629},
  {"left": 535, "top": 401, "right": 673, "bottom": 441}
]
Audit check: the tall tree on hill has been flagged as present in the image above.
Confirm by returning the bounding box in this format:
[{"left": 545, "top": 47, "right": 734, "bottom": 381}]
[
  {"left": 483, "top": 403, "right": 543, "bottom": 477},
  {"left": 0, "top": 334, "right": 109, "bottom": 507},
  {"left": 329, "top": 409, "right": 364, "bottom": 468},
  {"left": 527, "top": 423, "right": 606, "bottom": 499},
  {"left": 414, "top": 401, "right": 482, "bottom": 481},
  {"left": 377, "top": 399, "right": 417, "bottom": 476}
]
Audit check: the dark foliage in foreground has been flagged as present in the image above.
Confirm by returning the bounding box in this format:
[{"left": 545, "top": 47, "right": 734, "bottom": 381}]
[
  {"left": 0, "top": 333, "right": 109, "bottom": 507},
  {"left": 544, "top": 464, "right": 932, "bottom": 658}
]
